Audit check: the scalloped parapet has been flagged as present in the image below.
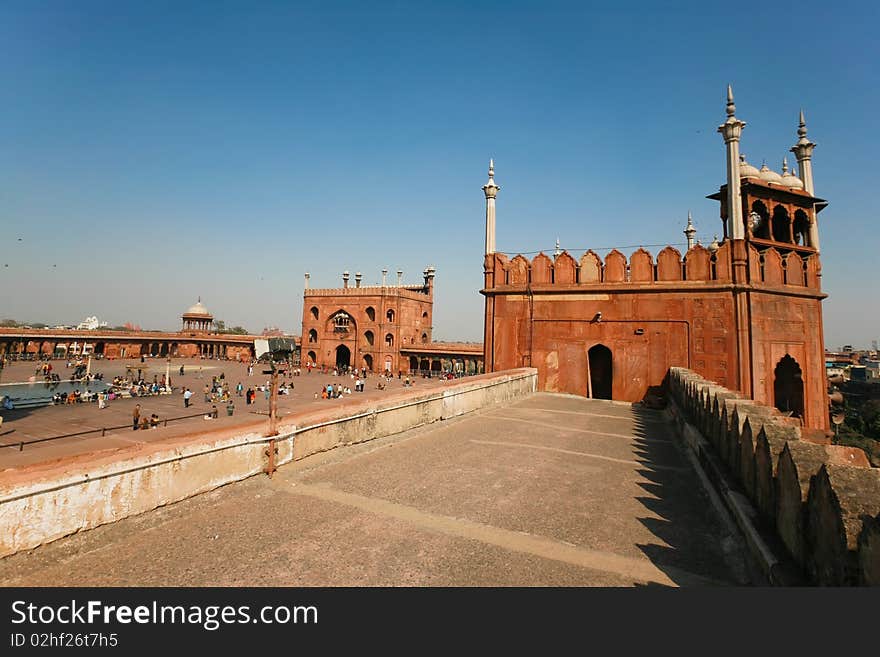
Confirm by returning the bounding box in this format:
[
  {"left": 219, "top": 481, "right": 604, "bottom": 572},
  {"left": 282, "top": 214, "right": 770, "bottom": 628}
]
[{"left": 483, "top": 243, "right": 819, "bottom": 290}]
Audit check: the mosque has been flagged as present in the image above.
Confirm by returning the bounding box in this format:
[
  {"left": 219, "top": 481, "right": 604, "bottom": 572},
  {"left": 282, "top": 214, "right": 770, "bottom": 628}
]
[{"left": 481, "top": 87, "right": 830, "bottom": 434}]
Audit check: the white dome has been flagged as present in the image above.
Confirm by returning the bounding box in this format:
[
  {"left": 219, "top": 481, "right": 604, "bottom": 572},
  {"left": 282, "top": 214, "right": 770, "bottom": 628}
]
[
  {"left": 780, "top": 170, "right": 804, "bottom": 190},
  {"left": 759, "top": 163, "right": 784, "bottom": 185},
  {"left": 185, "top": 301, "right": 210, "bottom": 316},
  {"left": 739, "top": 157, "right": 761, "bottom": 179}
]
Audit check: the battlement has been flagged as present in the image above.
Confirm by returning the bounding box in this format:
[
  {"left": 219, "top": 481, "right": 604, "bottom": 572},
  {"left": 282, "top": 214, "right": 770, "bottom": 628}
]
[
  {"left": 668, "top": 368, "right": 880, "bottom": 585},
  {"left": 483, "top": 242, "right": 820, "bottom": 291},
  {"left": 304, "top": 285, "right": 431, "bottom": 302}
]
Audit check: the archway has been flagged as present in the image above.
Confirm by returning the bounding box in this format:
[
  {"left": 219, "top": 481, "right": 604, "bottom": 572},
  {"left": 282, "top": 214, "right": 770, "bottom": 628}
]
[
  {"left": 774, "top": 355, "right": 804, "bottom": 420},
  {"left": 307, "top": 350, "right": 317, "bottom": 366},
  {"left": 588, "top": 344, "right": 613, "bottom": 400},
  {"left": 335, "top": 345, "right": 351, "bottom": 370},
  {"left": 409, "top": 356, "right": 419, "bottom": 372},
  {"left": 94, "top": 342, "right": 105, "bottom": 356},
  {"left": 384, "top": 356, "right": 392, "bottom": 374},
  {"left": 363, "top": 354, "right": 373, "bottom": 371}
]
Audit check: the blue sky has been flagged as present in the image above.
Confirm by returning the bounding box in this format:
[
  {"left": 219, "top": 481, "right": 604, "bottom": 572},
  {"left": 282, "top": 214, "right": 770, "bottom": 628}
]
[{"left": 1, "top": 1, "right": 877, "bottom": 347}]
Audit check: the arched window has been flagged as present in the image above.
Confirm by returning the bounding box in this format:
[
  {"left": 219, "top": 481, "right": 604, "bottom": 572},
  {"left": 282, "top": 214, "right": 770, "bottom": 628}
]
[
  {"left": 385, "top": 333, "right": 394, "bottom": 347},
  {"left": 772, "top": 205, "right": 791, "bottom": 243},
  {"left": 386, "top": 309, "right": 395, "bottom": 323},
  {"left": 793, "top": 210, "right": 810, "bottom": 246},
  {"left": 366, "top": 307, "right": 376, "bottom": 322},
  {"left": 333, "top": 312, "right": 350, "bottom": 333},
  {"left": 308, "top": 329, "right": 317, "bottom": 343},
  {"left": 310, "top": 306, "right": 319, "bottom": 321},
  {"left": 307, "top": 350, "right": 317, "bottom": 365},
  {"left": 750, "top": 201, "right": 770, "bottom": 240},
  {"left": 364, "top": 330, "right": 374, "bottom": 346},
  {"left": 422, "top": 311, "right": 428, "bottom": 321},
  {"left": 421, "top": 332, "right": 428, "bottom": 344}
]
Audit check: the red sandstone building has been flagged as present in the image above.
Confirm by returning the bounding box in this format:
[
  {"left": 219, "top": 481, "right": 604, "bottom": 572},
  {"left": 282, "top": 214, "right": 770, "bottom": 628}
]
[
  {"left": 0, "top": 299, "right": 259, "bottom": 362},
  {"left": 481, "top": 88, "right": 830, "bottom": 433},
  {"left": 301, "top": 269, "right": 483, "bottom": 375}
]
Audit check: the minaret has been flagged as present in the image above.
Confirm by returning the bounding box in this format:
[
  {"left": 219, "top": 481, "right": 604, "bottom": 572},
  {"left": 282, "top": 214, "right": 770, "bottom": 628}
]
[
  {"left": 684, "top": 211, "right": 696, "bottom": 250},
  {"left": 304, "top": 273, "right": 310, "bottom": 290},
  {"left": 790, "top": 110, "right": 819, "bottom": 252},
  {"left": 482, "top": 159, "right": 500, "bottom": 255},
  {"left": 790, "top": 110, "right": 816, "bottom": 195},
  {"left": 717, "top": 85, "right": 747, "bottom": 240},
  {"left": 554, "top": 237, "right": 561, "bottom": 257}
]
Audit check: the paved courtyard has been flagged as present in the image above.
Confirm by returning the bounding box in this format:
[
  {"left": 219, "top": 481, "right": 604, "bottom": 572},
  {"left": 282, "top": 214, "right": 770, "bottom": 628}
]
[
  {"left": 0, "top": 358, "right": 449, "bottom": 468},
  {"left": 0, "top": 394, "right": 751, "bottom": 586}
]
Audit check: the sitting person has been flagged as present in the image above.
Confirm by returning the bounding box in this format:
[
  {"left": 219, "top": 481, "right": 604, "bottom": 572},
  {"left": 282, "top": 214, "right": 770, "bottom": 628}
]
[{"left": 149, "top": 413, "right": 160, "bottom": 428}]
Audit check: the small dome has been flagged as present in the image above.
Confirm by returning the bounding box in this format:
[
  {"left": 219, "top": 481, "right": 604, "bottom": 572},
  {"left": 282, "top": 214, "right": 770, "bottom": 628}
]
[
  {"left": 780, "top": 170, "right": 804, "bottom": 190},
  {"left": 780, "top": 158, "right": 804, "bottom": 190},
  {"left": 759, "top": 163, "right": 783, "bottom": 185},
  {"left": 186, "top": 300, "right": 210, "bottom": 316},
  {"left": 739, "top": 155, "right": 761, "bottom": 179}
]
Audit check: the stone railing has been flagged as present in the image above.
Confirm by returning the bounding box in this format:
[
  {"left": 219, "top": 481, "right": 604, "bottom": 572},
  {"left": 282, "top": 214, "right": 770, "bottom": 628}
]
[
  {"left": 666, "top": 367, "right": 880, "bottom": 585},
  {"left": 0, "top": 368, "right": 537, "bottom": 559}
]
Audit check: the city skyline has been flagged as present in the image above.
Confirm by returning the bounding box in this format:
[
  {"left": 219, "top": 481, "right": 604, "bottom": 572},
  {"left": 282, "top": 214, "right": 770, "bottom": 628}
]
[{"left": 2, "top": 1, "right": 878, "bottom": 346}]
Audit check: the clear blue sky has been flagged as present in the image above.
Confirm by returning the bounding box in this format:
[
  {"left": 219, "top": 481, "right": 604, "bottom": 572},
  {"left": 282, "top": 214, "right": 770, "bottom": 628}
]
[{"left": 1, "top": 1, "right": 877, "bottom": 347}]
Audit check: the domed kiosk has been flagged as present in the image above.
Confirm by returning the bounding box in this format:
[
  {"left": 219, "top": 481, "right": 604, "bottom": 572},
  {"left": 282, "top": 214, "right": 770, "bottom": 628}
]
[{"left": 181, "top": 298, "right": 214, "bottom": 333}]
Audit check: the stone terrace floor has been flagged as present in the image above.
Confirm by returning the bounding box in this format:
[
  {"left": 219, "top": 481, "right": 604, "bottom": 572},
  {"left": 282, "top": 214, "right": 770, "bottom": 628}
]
[{"left": 0, "top": 394, "right": 752, "bottom": 586}]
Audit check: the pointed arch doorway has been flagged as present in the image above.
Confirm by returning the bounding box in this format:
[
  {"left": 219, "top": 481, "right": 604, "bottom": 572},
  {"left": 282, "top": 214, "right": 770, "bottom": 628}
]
[
  {"left": 587, "top": 344, "right": 613, "bottom": 400},
  {"left": 774, "top": 355, "right": 804, "bottom": 420},
  {"left": 336, "top": 345, "right": 351, "bottom": 370}
]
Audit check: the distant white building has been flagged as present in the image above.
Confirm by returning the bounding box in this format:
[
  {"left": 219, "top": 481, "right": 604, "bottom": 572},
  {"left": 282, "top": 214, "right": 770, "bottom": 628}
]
[{"left": 76, "top": 316, "right": 109, "bottom": 330}]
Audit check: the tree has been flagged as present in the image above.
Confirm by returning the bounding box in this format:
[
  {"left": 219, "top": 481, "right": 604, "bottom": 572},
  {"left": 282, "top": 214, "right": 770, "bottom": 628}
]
[
  {"left": 213, "top": 319, "right": 226, "bottom": 333},
  {"left": 228, "top": 326, "right": 248, "bottom": 335}
]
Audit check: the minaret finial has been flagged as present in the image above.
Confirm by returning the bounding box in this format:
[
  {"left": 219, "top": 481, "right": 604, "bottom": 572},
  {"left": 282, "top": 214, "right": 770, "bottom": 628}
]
[
  {"left": 488, "top": 158, "right": 495, "bottom": 179},
  {"left": 684, "top": 211, "right": 697, "bottom": 250},
  {"left": 797, "top": 109, "right": 809, "bottom": 143},
  {"left": 726, "top": 84, "right": 735, "bottom": 117},
  {"left": 782, "top": 157, "right": 789, "bottom": 174}
]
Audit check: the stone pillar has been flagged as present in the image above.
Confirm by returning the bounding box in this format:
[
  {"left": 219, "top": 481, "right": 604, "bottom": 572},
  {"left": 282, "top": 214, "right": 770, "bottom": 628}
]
[
  {"left": 790, "top": 111, "right": 819, "bottom": 252},
  {"left": 343, "top": 271, "right": 349, "bottom": 289},
  {"left": 397, "top": 269, "right": 403, "bottom": 287},
  {"left": 355, "top": 272, "right": 362, "bottom": 288},
  {"left": 304, "top": 272, "right": 310, "bottom": 290},
  {"left": 382, "top": 269, "right": 388, "bottom": 287},
  {"left": 482, "top": 159, "right": 500, "bottom": 255},
  {"left": 717, "top": 86, "right": 746, "bottom": 241}
]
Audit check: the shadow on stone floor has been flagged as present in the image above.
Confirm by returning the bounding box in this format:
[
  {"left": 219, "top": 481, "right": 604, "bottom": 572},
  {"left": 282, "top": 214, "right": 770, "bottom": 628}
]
[{"left": 625, "top": 404, "right": 751, "bottom": 586}]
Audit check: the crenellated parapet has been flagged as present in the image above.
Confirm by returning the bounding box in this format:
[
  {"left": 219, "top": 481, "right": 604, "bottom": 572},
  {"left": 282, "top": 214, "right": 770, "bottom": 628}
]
[
  {"left": 667, "top": 367, "right": 880, "bottom": 585},
  {"left": 483, "top": 242, "right": 821, "bottom": 291}
]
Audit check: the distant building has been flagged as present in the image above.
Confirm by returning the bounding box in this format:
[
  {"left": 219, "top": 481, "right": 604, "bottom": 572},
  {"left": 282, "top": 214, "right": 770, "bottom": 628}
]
[
  {"left": 0, "top": 299, "right": 262, "bottom": 361},
  {"left": 301, "top": 269, "right": 483, "bottom": 375},
  {"left": 76, "top": 316, "right": 109, "bottom": 330}
]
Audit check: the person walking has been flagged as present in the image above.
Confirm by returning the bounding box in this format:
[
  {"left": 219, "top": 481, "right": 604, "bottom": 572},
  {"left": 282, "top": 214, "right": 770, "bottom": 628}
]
[
  {"left": 236, "top": 381, "right": 243, "bottom": 397},
  {"left": 132, "top": 403, "right": 141, "bottom": 431},
  {"left": 184, "top": 388, "right": 193, "bottom": 408},
  {"left": 204, "top": 383, "right": 210, "bottom": 403}
]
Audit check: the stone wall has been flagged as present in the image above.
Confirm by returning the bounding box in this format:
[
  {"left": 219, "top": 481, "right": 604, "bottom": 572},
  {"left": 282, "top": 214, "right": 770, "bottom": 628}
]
[
  {"left": 667, "top": 367, "right": 880, "bottom": 585},
  {"left": 0, "top": 368, "right": 537, "bottom": 559}
]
